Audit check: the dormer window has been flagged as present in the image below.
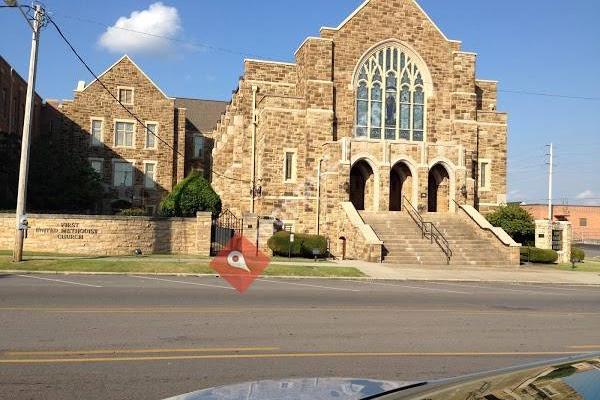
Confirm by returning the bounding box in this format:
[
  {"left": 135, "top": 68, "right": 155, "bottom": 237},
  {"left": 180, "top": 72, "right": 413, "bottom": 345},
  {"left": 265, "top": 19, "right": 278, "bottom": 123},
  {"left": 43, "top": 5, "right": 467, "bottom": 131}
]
[{"left": 354, "top": 44, "right": 429, "bottom": 142}]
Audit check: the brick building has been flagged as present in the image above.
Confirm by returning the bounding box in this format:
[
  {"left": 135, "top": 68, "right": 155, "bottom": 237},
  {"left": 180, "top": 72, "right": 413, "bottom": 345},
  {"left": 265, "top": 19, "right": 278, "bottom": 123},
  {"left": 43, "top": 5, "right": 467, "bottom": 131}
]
[
  {"left": 49, "top": 55, "right": 226, "bottom": 214},
  {"left": 522, "top": 204, "right": 600, "bottom": 243},
  {"left": 0, "top": 55, "right": 43, "bottom": 208},
  {"left": 210, "top": 0, "right": 517, "bottom": 263}
]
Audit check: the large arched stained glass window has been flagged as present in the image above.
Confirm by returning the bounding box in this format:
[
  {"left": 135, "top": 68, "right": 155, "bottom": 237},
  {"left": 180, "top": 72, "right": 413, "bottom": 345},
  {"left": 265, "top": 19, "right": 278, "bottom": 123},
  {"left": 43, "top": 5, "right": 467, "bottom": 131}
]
[{"left": 355, "top": 45, "right": 427, "bottom": 141}]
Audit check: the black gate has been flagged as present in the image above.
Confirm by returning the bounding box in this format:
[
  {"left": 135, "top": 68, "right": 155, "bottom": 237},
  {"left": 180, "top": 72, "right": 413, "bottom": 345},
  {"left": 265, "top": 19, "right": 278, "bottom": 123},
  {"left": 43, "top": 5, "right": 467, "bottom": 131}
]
[{"left": 210, "top": 210, "right": 243, "bottom": 256}]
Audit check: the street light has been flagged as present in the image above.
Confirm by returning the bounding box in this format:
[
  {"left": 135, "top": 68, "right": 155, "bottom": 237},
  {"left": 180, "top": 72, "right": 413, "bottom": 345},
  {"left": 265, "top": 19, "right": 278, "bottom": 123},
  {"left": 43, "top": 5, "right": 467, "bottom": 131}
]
[{"left": 4, "top": 1, "right": 45, "bottom": 262}]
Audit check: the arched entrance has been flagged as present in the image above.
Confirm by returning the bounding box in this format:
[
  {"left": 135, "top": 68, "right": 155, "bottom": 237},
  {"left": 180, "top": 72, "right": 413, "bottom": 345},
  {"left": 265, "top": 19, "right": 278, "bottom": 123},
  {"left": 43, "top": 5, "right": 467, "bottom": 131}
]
[
  {"left": 389, "top": 162, "right": 413, "bottom": 211},
  {"left": 350, "top": 160, "right": 375, "bottom": 211},
  {"left": 428, "top": 163, "right": 450, "bottom": 212}
]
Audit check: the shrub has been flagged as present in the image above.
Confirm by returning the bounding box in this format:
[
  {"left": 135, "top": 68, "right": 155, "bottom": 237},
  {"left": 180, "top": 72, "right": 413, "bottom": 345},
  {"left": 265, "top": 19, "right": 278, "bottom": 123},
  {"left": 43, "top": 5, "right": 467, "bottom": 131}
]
[
  {"left": 159, "top": 173, "right": 221, "bottom": 217},
  {"left": 267, "top": 231, "right": 328, "bottom": 258},
  {"left": 487, "top": 205, "right": 535, "bottom": 245},
  {"left": 571, "top": 247, "right": 585, "bottom": 262},
  {"left": 520, "top": 246, "right": 558, "bottom": 264},
  {"left": 118, "top": 208, "right": 147, "bottom": 217}
]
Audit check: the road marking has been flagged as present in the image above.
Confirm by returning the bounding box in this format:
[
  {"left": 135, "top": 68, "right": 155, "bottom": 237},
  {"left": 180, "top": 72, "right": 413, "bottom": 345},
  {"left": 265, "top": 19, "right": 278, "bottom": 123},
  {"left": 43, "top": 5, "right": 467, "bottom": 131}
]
[
  {"left": 130, "top": 275, "right": 235, "bottom": 290},
  {"left": 428, "top": 282, "right": 569, "bottom": 296},
  {"left": 0, "top": 306, "right": 597, "bottom": 316},
  {"left": 0, "top": 307, "right": 241, "bottom": 314},
  {"left": 350, "top": 280, "right": 469, "bottom": 294},
  {"left": 0, "top": 351, "right": 586, "bottom": 365},
  {"left": 5, "top": 347, "right": 279, "bottom": 356},
  {"left": 256, "top": 278, "right": 360, "bottom": 292},
  {"left": 16, "top": 274, "right": 102, "bottom": 288}
]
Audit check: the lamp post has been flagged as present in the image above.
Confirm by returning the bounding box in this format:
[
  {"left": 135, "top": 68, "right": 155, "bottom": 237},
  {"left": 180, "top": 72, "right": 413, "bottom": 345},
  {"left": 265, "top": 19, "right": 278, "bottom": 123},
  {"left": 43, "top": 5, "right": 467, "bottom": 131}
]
[{"left": 6, "top": 1, "right": 45, "bottom": 262}]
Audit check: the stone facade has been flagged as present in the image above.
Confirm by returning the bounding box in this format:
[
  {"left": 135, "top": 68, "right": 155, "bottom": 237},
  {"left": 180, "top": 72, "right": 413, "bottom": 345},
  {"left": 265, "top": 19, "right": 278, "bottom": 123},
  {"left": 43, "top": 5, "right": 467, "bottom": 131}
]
[
  {"left": 211, "top": 0, "right": 509, "bottom": 258},
  {"left": 0, "top": 212, "right": 211, "bottom": 256},
  {"left": 48, "top": 55, "right": 185, "bottom": 214}
]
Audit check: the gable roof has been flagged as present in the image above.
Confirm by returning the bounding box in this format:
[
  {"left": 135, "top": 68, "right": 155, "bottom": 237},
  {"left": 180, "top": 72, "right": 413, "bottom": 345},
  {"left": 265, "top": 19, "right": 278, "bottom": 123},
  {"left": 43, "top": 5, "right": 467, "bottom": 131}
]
[
  {"left": 174, "top": 98, "right": 228, "bottom": 134},
  {"left": 82, "top": 55, "right": 171, "bottom": 99},
  {"left": 321, "top": 0, "right": 460, "bottom": 43}
]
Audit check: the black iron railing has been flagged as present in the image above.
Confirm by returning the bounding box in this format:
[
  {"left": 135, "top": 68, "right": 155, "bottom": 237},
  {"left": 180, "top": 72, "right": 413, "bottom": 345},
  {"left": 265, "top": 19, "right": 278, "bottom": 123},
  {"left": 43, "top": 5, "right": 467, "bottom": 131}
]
[{"left": 403, "top": 196, "right": 453, "bottom": 264}]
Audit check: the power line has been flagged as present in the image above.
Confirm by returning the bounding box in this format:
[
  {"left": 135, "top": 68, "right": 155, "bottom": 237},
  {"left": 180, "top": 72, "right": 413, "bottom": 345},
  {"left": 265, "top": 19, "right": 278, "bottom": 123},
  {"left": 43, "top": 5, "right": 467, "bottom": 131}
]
[
  {"left": 46, "top": 15, "right": 249, "bottom": 184},
  {"left": 51, "top": 12, "right": 270, "bottom": 60},
  {"left": 498, "top": 89, "right": 600, "bottom": 101}
]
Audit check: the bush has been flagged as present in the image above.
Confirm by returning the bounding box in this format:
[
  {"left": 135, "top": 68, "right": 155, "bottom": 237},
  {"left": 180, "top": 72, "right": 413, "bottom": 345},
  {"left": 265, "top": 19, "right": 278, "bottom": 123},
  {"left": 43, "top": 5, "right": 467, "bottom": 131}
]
[
  {"left": 117, "top": 208, "right": 147, "bottom": 217},
  {"left": 159, "top": 173, "right": 221, "bottom": 217},
  {"left": 267, "top": 231, "right": 328, "bottom": 258},
  {"left": 487, "top": 204, "right": 535, "bottom": 245},
  {"left": 571, "top": 247, "right": 585, "bottom": 262},
  {"left": 520, "top": 246, "right": 558, "bottom": 264}
]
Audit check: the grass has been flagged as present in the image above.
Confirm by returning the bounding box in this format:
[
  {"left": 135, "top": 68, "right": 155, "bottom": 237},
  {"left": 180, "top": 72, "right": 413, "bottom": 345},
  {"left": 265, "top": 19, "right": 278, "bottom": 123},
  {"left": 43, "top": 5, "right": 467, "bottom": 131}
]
[
  {"left": 0, "top": 255, "right": 365, "bottom": 278},
  {"left": 555, "top": 259, "right": 600, "bottom": 272}
]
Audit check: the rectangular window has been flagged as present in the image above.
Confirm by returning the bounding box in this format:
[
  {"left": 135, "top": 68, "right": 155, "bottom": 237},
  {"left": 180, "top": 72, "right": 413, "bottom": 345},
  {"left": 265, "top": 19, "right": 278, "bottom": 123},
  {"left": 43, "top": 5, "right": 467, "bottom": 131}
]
[
  {"left": 580, "top": 218, "right": 588, "bottom": 227},
  {"left": 193, "top": 135, "right": 204, "bottom": 159},
  {"left": 145, "top": 123, "right": 157, "bottom": 149},
  {"left": 90, "top": 119, "right": 103, "bottom": 147},
  {"left": 113, "top": 161, "right": 133, "bottom": 187},
  {"left": 118, "top": 88, "right": 134, "bottom": 105},
  {"left": 89, "top": 159, "right": 103, "bottom": 175},
  {"left": 115, "top": 121, "right": 134, "bottom": 147},
  {"left": 144, "top": 162, "right": 156, "bottom": 189},
  {"left": 479, "top": 160, "right": 491, "bottom": 191},
  {"left": 284, "top": 151, "right": 296, "bottom": 182}
]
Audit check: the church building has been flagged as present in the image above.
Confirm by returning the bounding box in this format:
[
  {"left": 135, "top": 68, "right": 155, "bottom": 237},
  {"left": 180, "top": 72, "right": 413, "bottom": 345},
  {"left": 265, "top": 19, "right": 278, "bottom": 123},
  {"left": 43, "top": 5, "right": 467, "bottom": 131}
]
[{"left": 211, "top": 0, "right": 517, "bottom": 263}]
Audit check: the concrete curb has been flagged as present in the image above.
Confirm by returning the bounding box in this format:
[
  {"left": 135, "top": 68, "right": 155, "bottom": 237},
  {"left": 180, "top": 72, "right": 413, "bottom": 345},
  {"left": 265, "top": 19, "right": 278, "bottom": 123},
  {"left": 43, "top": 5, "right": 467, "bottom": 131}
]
[{"left": 2, "top": 270, "right": 600, "bottom": 287}]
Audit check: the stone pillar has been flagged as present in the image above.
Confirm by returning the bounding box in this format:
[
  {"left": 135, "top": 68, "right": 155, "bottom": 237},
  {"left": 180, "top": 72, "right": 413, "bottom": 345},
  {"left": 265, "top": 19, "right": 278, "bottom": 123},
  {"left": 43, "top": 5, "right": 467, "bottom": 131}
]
[
  {"left": 379, "top": 165, "right": 390, "bottom": 211},
  {"left": 535, "top": 220, "right": 573, "bottom": 264},
  {"left": 195, "top": 212, "right": 212, "bottom": 256}
]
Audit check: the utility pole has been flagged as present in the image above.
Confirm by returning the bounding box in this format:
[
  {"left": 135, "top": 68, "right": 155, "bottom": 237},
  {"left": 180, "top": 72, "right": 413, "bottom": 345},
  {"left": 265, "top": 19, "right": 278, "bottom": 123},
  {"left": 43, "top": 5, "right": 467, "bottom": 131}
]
[
  {"left": 546, "top": 143, "right": 553, "bottom": 222},
  {"left": 11, "top": 3, "right": 44, "bottom": 262}
]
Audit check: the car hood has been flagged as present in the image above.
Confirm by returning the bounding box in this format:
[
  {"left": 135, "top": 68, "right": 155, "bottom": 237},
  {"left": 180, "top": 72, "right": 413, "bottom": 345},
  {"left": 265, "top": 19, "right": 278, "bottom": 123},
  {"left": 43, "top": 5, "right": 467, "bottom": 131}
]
[{"left": 163, "top": 378, "right": 416, "bottom": 400}]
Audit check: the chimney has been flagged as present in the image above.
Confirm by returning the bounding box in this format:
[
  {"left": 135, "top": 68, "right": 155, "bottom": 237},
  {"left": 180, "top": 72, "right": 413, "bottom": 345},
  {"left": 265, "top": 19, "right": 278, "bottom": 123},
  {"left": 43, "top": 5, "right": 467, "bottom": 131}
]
[{"left": 75, "top": 80, "right": 86, "bottom": 92}]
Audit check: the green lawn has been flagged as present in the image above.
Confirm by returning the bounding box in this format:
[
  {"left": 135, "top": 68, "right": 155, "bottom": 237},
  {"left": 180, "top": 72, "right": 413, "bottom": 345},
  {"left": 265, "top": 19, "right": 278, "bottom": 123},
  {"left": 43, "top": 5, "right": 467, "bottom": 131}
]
[
  {"left": 556, "top": 259, "right": 600, "bottom": 272},
  {"left": 0, "top": 255, "right": 364, "bottom": 277}
]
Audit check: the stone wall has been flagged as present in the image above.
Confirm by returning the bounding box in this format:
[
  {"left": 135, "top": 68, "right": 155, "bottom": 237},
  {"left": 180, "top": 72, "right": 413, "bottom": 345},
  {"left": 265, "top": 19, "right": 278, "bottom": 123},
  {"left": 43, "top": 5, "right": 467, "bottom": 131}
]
[{"left": 0, "top": 212, "right": 212, "bottom": 256}]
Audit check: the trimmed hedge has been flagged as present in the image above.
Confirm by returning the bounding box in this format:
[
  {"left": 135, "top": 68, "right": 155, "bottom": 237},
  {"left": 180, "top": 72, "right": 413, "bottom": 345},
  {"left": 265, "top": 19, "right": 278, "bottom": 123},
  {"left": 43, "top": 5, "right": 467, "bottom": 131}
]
[
  {"left": 118, "top": 208, "right": 147, "bottom": 217},
  {"left": 571, "top": 247, "right": 585, "bottom": 262},
  {"left": 159, "top": 173, "right": 221, "bottom": 217},
  {"left": 267, "top": 231, "right": 328, "bottom": 258},
  {"left": 520, "top": 246, "right": 559, "bottom": 264}
]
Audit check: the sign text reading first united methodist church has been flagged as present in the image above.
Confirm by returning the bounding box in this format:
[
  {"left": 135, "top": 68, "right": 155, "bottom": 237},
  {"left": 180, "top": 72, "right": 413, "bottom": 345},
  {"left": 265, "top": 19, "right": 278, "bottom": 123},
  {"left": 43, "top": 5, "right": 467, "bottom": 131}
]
[{"left": 35, "top": 222, "right": 99, "bottom": 240}]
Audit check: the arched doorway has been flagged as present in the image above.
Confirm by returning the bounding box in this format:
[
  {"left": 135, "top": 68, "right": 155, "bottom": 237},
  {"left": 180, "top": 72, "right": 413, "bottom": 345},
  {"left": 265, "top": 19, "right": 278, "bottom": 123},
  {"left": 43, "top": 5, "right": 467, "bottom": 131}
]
[
  {"left": 389, "top": 162, "right": 413, "bottom": 211},
  {"left": 428, "top": 164, "right": 450, "bottom": 212},
  {"left": 350, "top": 160, "right": 375, "bottom": 211}
]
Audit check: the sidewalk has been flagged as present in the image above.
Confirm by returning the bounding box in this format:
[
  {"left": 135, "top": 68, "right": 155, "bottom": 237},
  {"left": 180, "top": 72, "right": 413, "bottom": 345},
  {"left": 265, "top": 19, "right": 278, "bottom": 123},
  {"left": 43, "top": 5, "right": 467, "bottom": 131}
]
[{"left": 337, "top": 260, "right": 600, "bottom": 285}]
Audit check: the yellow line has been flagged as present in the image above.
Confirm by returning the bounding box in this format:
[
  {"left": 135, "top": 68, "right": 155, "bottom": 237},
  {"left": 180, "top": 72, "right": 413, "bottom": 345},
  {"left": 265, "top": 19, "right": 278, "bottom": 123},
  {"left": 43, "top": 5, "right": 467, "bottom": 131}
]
[
  {"left": 4, "top": 347, "right": 280, "bottom": 356},
  {"left": 0, "top": 351, "right": 586, "bottom": 365}
]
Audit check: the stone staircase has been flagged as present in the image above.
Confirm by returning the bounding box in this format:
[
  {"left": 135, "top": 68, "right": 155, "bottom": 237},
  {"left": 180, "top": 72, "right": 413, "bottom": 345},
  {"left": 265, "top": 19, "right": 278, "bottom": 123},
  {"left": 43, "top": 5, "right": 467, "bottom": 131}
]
[{"left": 361, "top": 211, "right": 510, "bottom": 266}]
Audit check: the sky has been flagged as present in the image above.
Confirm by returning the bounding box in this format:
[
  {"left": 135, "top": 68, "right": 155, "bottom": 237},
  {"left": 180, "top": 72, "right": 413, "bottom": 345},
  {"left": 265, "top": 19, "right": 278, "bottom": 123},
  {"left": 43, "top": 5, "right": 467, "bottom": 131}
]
[{"left": 1, "top": 0, "right": 599, "bottom": 205}]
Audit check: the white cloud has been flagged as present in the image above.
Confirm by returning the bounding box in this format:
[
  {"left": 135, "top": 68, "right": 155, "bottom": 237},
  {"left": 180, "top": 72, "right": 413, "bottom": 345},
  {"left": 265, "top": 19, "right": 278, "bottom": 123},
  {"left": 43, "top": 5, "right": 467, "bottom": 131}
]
[
  {"left": 576, "top": 190, "right": 596, "bottom": 200},
  {"left": 99, "top": 2, "right": 181, "bottom": 55}
]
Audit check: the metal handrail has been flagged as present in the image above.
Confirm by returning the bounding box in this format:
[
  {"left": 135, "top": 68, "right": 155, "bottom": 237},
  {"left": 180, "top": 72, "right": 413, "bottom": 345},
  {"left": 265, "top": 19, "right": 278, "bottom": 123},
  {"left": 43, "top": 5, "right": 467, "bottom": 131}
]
[
  {"left": 403, "top": 196, "right": 453, "bottom": 264},
  {"left": 403, "top": 196, "right": 426, "bottom": 239}
]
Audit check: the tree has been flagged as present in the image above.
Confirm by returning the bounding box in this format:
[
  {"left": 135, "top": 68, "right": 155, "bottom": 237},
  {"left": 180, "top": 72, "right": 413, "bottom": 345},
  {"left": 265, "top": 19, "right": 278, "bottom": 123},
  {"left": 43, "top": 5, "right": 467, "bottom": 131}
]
[
  {"left": 27, "top": 138, "right": 103, "bottom": 212},
  {"left": 486, "top": 204, "right": 535, "bottom": 245},
  {"left": 159, "top": 172, "right": 221, "bottom": 217}
]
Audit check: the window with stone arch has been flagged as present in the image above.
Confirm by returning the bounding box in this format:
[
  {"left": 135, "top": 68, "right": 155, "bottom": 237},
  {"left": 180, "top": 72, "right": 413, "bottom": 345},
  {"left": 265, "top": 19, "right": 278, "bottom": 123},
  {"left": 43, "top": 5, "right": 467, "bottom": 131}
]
[{"left": 355, "top": 44, "right": 428, "bottom": 142}]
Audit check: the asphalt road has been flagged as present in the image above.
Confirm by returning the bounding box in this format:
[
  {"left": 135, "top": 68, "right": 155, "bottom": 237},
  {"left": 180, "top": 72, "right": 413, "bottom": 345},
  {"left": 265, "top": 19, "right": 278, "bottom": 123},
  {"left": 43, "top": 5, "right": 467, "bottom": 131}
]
[{"left": 0, "top": 273, "right": 599, "bottom": 400}]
